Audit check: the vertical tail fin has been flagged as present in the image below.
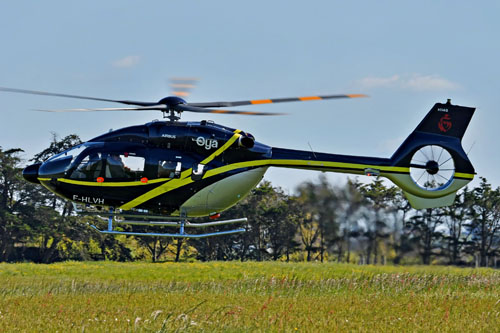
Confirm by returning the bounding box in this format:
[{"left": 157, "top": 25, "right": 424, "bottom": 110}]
[
  {"left": 413, "top": 99, "right": 475, "bottom": 140},
  {"left": 387, "top": 100, "right": 476, "bottom": 209}
]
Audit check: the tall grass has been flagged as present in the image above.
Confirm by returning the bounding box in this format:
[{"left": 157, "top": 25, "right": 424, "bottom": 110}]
[{"left": 0, "top": 262, "right": 498, "bottom": 332}]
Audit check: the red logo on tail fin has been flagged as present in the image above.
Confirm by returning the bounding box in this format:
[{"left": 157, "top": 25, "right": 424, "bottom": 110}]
[{"left": 438, "top": 114, "right": 452, "bottom": 133}]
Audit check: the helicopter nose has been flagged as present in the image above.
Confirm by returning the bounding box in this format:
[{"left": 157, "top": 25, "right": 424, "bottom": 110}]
[{"left": 23, "top": 163, "right": 42, "bottom": 184}]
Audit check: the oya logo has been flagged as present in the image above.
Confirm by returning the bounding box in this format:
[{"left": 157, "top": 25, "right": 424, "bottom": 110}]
[
  {"left": 438, "top": 114, "right": 452, "bottom": 133},
  {"left": 196, "top": 136, "right": 219, "bottom": 150}
]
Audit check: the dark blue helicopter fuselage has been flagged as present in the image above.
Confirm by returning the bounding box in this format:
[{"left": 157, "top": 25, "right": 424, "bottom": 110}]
[
  {"left": 23, "top": 102, "right": 477, "bottom": 214},
  {"left": 25, "top": 120, "right": 391, "bottom": 216}
]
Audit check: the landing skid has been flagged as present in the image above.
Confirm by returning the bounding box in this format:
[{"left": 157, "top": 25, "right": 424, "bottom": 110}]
[
  {"left": 89, "top": 225, "right": 246, "bottom": 238},
  {"left": 76, "top": 206, "right": 246, "bottom": 238}
]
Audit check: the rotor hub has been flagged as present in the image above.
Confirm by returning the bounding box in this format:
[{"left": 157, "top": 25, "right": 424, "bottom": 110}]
[
  {"left": 156, "top": 96, "right": 187, "bottom": 122},
  {"left": 158, "top": 96, "right": 187, "bottom": 106},
  {"left": 425, "top": 160, "right": 439, "bottom": 175}
]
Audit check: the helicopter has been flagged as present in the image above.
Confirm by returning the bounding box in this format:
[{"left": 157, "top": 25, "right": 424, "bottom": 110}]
[{"left": 0, "top": 87, "right": 476, "bottom": 238}]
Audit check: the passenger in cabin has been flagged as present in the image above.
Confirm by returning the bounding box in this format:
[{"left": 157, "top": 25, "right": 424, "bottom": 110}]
[{"left": 106, "top": 154, "right": 127, "bottom": 178}]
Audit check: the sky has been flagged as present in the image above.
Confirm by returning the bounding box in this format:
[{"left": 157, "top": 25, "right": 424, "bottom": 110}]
[{"left": 0, "top": 1, "right": 499, "bottom": 193}]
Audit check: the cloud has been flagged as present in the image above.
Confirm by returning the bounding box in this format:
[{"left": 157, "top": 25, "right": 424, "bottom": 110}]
[
  {"left": 358, "top": 75, "right": 400, "bottom": 88},
  {"left": 405, "top": 75, "right": 459, "bottom": 91},
  {"left": 357, "top": 74, "right": 460, "bottom": 91},
  {"left": 112, "top": 55, "right": 140, "bottom": 68}
]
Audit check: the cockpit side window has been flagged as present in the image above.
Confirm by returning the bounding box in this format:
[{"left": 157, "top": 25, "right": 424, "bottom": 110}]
[
  {"left": 70, "top": 151, "right": 145, "bottom": 181},
  {"left": 70, "top": 152, "right": 104, "bottom": 180}
]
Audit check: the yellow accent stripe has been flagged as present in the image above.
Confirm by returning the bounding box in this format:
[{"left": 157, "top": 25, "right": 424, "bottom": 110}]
[
  {"left": 38, "top": 131, "right": 245, "bottom": 189},
  {"left": 455, "top": 172, "right": 475, "bottom": 179},
  {"left": 56, "top": 178, "right": 168, "bottom": 187},
  {"left": 119, "top": 130, "right": 242, "bottom": 210},
  {"left": 268, "top": 159, "right": 409, "bottom": 173},
  {"left": 41, "top": 166, "right": 474, "bottom": 193},
  {"left": 201, "top": 130, "right": 241, "bottom": 164},
  {"left": 202, "top": 160, "right": 409, "bottom": 179},
  {"left": 38, "top": 129, "right": 474, "bottom": 210},
  {"left": 121, "top": 154, "right": 410, "bottom": 210}
]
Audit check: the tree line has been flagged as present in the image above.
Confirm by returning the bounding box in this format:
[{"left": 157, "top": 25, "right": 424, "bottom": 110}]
[{"left": 1, "top": 135, "right": 499, "bottom": 266}]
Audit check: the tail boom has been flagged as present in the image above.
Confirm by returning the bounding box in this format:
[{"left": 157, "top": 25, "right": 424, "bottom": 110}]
[{"left": 268, "top": 101, "right": 476, "bottom": 209}]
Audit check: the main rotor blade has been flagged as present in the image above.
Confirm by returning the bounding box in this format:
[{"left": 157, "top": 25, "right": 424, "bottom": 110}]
[
  {"left": 189, "top": 93, "right": 367, "bottom": 108},
  {"left": 0, "top": 87, "right": 157, "bottom": 106},
  {"left": 175, "top": 104, "right": 285, "bottom": 116},
  {"left": 34, "top": 105, "right": 167, "bottom": 112}
]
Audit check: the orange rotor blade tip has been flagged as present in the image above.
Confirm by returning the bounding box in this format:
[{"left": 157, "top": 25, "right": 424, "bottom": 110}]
[
  {"left": 250, "top": 99, "right": 272, "bottom": 105},
  {"left": 347, "top": 94, "right": 369, "bottom": 98},
  {"left": 173, "top": 91, "right": 189, "bottom": 97},
  {"left": 299, "top": 96, "right": 322, "bottom": 101}
]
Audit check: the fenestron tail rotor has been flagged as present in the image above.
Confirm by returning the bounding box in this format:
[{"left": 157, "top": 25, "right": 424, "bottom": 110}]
[
  {"left": 409, "top": 145, "right": 455, "bottom": 190},
  {"left": 0, "top": 86, "right": 367, "bottom": 121}
]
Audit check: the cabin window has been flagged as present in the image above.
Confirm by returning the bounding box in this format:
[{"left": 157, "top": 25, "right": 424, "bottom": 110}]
[
  {"left": 106, "top": 154, "right": 145, "bottom": 179},
  {"left": 158, "top": 160, "right": 182, "bottom": 178}
]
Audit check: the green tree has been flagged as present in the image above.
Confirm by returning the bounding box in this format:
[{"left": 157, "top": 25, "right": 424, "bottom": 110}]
[
  {"left": 465, "top": 178, "right": 500, "bottom": 267},
  {"left": 358, "top": 178, "right": 397, "bottom": 264},
  {"left": 407, "top": 207, "right": 444, "bottom": 265},
  {"left": 261, "top": 188, "right": 301, "bottom": 261},
  {"left": 296, "top": 175, "right": 339, "bottom": 262},
  {"left": 0, "top": 147, "right": 29, "bottom": 261},
  {"left": 391, "top": 188, "right": 414, "bottom": 264},
  {"left": 442, "top": 188, "right": 472, "bottom": 265},
  {"left": 335, "top": 178, "right": 366, "bottom": 263},
  {"left": 136, "top": 236, "right": 171, "bottom": 262}
]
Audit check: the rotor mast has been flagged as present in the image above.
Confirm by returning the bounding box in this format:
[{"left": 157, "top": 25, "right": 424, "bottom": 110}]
[
  {"left": 164, "top": 108, "right": 181, "bottom": 122},
  {"left": 158, "top": 96, "right": 186, "bottom": 122}
]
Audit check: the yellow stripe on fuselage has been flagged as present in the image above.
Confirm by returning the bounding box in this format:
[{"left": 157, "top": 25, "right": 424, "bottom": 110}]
[
  {"left": 119, "top": 129, "right": 243, "bottom": 210},
  {"left": 36, "top": 131, "right": 475, "bottom": 210},
  {"left": 268, "top": 159, "right": 409, "bottom": 173},
  {"left": 201, "top": 129, "right": 241, "bottom": 165},
  {"left": 57, "top": 178, "right": 168, "bottom": 187},
  {"left": 202, "top": 159, "right": 409, "bottom": 179},
  {"left": 119, "top": 158, "right": 410, "bottom": 210},
  {"left": 454, "top": 172, "right": 475, "bottom": 180}
]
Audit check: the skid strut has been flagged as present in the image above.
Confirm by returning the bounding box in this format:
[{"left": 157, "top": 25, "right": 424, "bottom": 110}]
[
  {"left": 107, "top": 208, "right": 114, "bottom": 232},
  {"left": 89, "top": 209, "right": 246, "bottom": 238}
]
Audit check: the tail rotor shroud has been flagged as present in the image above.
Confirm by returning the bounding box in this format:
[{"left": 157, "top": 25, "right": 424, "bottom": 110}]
[{"left": 409, "top": 145, "right": 455, "bottom": 191}]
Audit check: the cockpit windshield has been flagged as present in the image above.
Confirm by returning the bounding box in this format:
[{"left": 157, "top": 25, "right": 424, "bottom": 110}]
[
  {"left": 39, "top": 143, "right": 103, "bottom": 179},
  {"left": 46, "top": 144, "right": 87, "bottom": 163}
]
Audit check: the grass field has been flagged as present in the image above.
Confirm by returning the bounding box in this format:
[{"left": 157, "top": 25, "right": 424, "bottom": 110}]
[{"left": 0, "top": 262, "right": 499, "bottom": 332}]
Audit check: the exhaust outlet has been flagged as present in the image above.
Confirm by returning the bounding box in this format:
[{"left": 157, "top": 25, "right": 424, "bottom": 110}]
[{"left": 238, "top": 135, "right": 255, "bottom": 149}]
